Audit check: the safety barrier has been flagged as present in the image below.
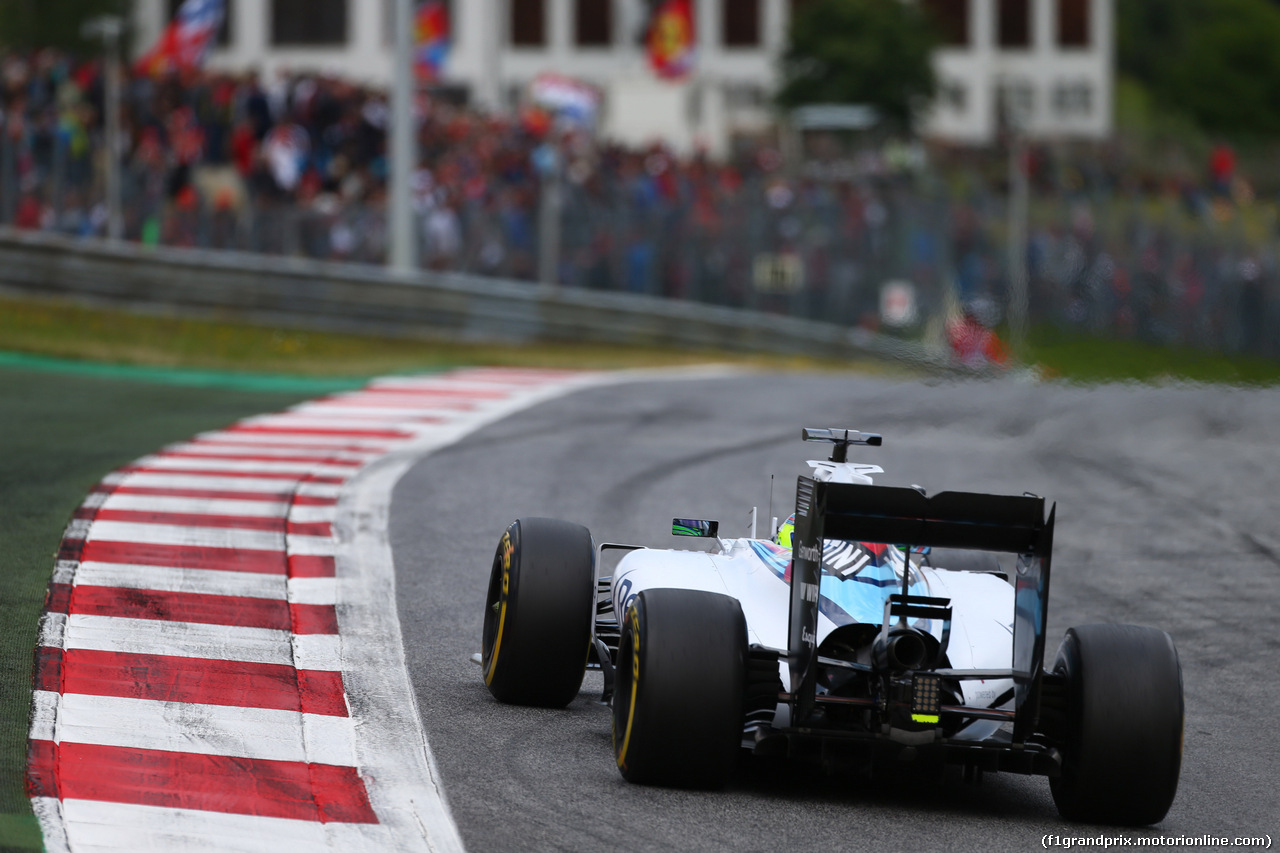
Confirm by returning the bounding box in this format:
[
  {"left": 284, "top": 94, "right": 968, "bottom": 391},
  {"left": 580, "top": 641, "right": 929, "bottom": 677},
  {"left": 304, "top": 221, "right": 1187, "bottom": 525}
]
[{"left": 0, "top": 228, "right": 937, "bottom": 365}]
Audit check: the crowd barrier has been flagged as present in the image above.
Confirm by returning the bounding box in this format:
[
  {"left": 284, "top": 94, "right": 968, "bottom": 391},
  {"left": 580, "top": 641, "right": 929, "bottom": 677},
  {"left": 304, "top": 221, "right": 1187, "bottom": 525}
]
[{"left": 0, "top": 227, "right": 938, "bottom": 365}]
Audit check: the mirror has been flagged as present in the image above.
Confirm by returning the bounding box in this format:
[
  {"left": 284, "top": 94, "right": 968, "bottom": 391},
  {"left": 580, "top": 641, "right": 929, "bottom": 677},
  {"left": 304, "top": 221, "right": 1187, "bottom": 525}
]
[{"left": 672, "top": 518, "right": 719, "bottom": 537}]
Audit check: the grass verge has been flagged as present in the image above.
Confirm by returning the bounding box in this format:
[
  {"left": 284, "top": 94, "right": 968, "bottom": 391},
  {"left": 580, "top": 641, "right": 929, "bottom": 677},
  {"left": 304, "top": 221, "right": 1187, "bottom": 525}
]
[
  {"left": 1023, "top": 326, "right": 1280, "bottom": 386},
  {"left": 0, "top": 368, "right": 318, "bottom": 850},
  {"left": 0, "top": 292, "right": 893, "bottom": 377}
]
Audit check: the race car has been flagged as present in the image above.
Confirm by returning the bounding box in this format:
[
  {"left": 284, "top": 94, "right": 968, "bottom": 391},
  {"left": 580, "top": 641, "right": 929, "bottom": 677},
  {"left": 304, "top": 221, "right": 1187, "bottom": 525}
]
[{"left": 479, "top": 428, "right": 1184, "bottom": 826}]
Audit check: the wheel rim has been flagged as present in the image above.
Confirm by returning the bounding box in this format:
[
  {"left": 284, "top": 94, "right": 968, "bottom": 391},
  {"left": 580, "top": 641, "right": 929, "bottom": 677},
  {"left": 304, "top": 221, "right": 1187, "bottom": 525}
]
[{"left": 481, "top": 528, "right": 514, "bottom": 683}]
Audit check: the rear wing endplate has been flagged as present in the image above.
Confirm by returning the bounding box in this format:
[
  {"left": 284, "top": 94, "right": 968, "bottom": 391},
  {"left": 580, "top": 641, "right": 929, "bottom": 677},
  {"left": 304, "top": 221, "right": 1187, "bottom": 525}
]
[{"left": 787, "top": 478, "right": 1055, "bottom": 738}]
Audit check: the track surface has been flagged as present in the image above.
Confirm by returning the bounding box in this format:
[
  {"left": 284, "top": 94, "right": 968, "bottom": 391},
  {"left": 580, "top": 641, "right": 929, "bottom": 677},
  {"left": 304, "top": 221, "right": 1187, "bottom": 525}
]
[{"left": 391, "top": 373, "right": 1280, "bottom": 851}]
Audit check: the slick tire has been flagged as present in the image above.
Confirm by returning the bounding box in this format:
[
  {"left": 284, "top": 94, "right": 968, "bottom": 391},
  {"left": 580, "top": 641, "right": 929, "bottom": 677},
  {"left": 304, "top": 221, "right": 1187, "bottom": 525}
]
[
  {"left": 481, "top": 517, "right": 595, "bottom": 707},
  {"left": 612, "top": 588, "right": 746, "bottom": 788},
  {"left": 1049, "top": 624, "right": 1184, "bottom": 826}
]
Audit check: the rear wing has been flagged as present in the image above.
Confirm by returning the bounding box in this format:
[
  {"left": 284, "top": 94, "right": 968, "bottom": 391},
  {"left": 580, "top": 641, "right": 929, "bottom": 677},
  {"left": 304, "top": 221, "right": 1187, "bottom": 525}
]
[
  {"left": 787, "top": 478, "right": 1055, "bottom": 737},
  {"left": 798, "top": 480, "right": 1048, "bottom": 554}
]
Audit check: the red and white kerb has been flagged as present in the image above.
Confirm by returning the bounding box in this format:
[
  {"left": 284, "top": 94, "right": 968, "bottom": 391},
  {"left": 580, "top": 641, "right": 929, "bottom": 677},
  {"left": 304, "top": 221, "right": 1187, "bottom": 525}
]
[{"left": 27, "top": 368, "right": 587, "bottom": 852}]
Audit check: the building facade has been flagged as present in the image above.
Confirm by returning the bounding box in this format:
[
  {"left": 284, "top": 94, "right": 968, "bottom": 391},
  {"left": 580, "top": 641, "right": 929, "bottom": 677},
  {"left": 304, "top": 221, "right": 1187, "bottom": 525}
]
[
  {"left": 131, "top": 0, "right": 1113, "bottom": 152},
  {"left": 922, "top": 0, "right": 1113, "bottom": 143}
]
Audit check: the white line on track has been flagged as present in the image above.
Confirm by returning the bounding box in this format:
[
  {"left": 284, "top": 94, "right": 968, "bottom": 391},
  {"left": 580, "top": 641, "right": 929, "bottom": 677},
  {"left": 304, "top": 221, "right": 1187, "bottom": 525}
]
[
  {"left": 73, "top": 563, "right": 288, "bottom": 599},
  {"left": 32, "top": 691, "right": 359, "bottom": 766},
  {"left": 287, "top": 577, "right": 338, "bottom": 605},
  {"left": 237, "top": 416, "right": 425, "bottom": 432},
  {"left": 286, "top": 534, "right": 337, "bottom": 556},
  {"left": 101, "top": 472, "right": 345, "bottom": 498},
  {"left": 98, "top": 494, "right": 292, "bottom": 517},
  {"left": 162, "top": 443, "right": 382, "bottom": 463},
  {"left": 363, "top": 378, "right": 532, "bottom": 393},
  {"left": 286, "top": 404, "right": 472, "bottom": 420},
  {"left": 193, "top": 430, "right": 395, "bottom": 450},
  {"left": 295, "top": 482, "right": 345, "bottom": 500},
  {"left": 94, "top": 494, "right": 335, "bottom": 524},
  {"left": 86, "top": 520, "right": 285, "bottom": 552},
  {"left": 134, "top": 456, "right": 359, "bottom": 477},
  {"left": 287, "top": 505, "right": 337, "bottom": 524},
  {"left": 302, "top": 394, "right": 479, "bottom": 409},
  {"left": 49, "top": 614, "right": 341, "bottom": 669},
  {"left": 50, "top": 561, "right": 76, "bottom": 585},
  {"left": 45, "top": 800, "right": 396, "bottom": 853}
]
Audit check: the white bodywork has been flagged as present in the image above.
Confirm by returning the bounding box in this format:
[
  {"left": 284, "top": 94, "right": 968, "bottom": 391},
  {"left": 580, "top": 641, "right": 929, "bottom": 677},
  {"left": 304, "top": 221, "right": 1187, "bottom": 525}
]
[
  {"left": 612, "top": 543, "right": 1014, "bottom": 698},
  {"left": 610, "top": 455, "right": 1017, "bottom": 736}
]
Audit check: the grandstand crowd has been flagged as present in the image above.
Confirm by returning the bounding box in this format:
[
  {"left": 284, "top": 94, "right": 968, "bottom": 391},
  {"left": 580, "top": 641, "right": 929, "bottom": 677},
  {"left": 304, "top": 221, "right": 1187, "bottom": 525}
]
[{"left": 1, "top": 48, "right": 1277, "bottom": 360}]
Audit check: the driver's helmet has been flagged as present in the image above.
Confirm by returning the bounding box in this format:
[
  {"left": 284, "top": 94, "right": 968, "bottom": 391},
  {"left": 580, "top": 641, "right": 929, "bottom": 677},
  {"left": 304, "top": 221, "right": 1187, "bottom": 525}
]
[{"left": 775, "top": 513, "right": 795, "bottom": 549}]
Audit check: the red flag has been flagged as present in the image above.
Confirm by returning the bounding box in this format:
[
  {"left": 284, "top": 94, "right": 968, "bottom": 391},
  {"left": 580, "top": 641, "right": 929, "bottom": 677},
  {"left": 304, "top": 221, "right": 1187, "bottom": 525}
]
[
  {"left": 648, "top": 0, "right": 696, "bottom": 80},
  {"left": 414, "top": 2, "right": 450, "bottom": 82},
  {"left": 135, "top": 0, "right": 226, "bottom": 76}
]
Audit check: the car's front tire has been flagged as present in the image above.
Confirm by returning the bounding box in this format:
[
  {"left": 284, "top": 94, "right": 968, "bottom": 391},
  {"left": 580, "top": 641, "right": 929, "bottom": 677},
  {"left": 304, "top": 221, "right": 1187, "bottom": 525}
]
[
  {"left": 1049, "top": 623, "right": 1184, "bottom": 825},
  {"left": 481, "top": 517, "right": 594, "bottom": 707},
  {"left": 612, "top": 588, "right": 746, "bottom": 788}
]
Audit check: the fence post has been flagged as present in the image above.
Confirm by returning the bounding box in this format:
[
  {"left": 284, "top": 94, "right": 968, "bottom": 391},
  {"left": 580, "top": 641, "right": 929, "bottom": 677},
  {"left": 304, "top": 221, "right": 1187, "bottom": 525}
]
[{"left": 1007, "top": 128, "right": 1030, "bottom": 355}]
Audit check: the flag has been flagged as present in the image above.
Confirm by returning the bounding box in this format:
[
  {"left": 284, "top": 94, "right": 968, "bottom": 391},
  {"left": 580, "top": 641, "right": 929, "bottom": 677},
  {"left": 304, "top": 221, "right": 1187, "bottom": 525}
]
[
  {"left": 135, "top": 0, "right": 226, "bottom": 76},
  {"left": 414, "top": 1, "right": 450, "bottom": 82},
  {"left": 529, "top": 73, "right": 601, "bottom": 127},
  {"left": 647, "top": 0, "right": 696, "bottom": 81}
]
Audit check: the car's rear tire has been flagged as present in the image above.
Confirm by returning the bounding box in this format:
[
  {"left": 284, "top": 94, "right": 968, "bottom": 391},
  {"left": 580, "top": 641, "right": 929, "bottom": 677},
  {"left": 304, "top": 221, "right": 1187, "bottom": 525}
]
[
  {"left": 481, "top": 517, "right": 594, "bottom": 707},
  {"left": 612, "top": 588, "right": 746, "bottom": 788},
  {"left": 1049, "top": 623, "right": 1184, "bottom": 825}
]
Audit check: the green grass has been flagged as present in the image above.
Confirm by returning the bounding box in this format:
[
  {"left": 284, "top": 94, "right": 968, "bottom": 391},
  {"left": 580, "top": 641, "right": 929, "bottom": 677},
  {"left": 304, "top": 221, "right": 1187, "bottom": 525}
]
[
  {"left": 0, "top": 369, "right": 318, "bottom": 850},
  {"left": 1024, "top": 326, "right": 1280, "bottom": 385},
  {"left": 0, "top": 292, "right": 887, "bottom": 376}
]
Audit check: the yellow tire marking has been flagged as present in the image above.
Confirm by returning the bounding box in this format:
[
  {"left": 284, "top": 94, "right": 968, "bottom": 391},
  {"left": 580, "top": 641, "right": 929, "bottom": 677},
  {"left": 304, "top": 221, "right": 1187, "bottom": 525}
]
[
  {"left": 483, "top": 532, "right": 514, "bottom": 686},
  {"left": 615, "top": 606, "right": 641, "bottom": 770}
]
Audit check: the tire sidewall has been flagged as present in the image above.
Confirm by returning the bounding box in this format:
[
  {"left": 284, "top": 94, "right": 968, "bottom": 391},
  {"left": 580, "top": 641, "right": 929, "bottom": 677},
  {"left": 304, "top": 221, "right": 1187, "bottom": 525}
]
[
  {"left": 612, "top": 588, "right": 746, "bottom": 788},
  {"left": 481, "top": 517, "right": 595, "bottom": 707},
  {"left": 1050, "top": 624, "right": 1184, "bottom": 825}
]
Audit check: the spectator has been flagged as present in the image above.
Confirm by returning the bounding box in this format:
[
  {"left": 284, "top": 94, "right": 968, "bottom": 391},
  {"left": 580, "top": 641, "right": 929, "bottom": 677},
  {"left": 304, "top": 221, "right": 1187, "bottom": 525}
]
[{"left": 0, "top": 46, "right": 1274, "bottom": 363}]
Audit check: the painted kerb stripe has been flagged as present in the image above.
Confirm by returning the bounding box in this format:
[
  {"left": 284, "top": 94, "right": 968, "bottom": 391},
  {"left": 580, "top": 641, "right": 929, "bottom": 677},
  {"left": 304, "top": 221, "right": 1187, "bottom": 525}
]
[{"left": 25, "top": 367, "right": 621, "bottom": 852}]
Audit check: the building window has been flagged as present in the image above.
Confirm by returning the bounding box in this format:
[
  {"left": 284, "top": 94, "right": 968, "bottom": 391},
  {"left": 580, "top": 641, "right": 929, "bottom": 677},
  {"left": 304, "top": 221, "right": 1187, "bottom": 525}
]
[
  {"left": 511, "top": 0, "right": 547, "bottom": 47},
  {"left": 1057, "top": 0, "right": 1089, "bottom": 47},
  {"left": 1053, "top": 81, "right": 1092, "bottom": 116},
  {"left": 272, "top": 0, "right": 347, "bottom": 46},
  {"left": 940, "top": 80, "right": 967, "bottom": 113},
  {"left": 724, "top": 0, "right": 761, "bottom": 47},
  {"left": 997, "top": 79, "right": 1035, "bottom": 127},
  {"left": 997, "top": 0, "right": 1031, "bottom": 48},
  {"left": 724, "top": 83, "right": 766, "bottom": 109},
  {"left": 167, "top": 0, "right": 232, "bottom": 46},
  {"left": 921, "top": 0, "right": 968, "bottom": 47},
  {"left": 575, "top": 0, "right": 612, "bottom": 46}
]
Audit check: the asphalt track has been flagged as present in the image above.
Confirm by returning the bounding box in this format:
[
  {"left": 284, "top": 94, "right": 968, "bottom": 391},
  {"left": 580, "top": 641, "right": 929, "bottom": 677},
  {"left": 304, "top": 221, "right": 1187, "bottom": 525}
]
[{"left": 390, "top": 372, "right": 1280, "bottom": 852}]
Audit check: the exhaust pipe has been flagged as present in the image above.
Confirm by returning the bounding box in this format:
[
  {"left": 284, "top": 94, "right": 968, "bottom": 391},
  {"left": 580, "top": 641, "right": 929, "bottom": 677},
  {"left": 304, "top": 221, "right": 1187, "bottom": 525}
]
[{"left": 873, "top": 626, "right": 930, "bottom": 671}]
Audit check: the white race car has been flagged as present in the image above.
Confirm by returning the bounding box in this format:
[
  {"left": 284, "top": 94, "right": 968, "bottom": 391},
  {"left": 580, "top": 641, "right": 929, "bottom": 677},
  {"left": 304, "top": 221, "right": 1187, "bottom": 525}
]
[{"left": 479, "top": 429, "right": 1184, "bottom": 826}]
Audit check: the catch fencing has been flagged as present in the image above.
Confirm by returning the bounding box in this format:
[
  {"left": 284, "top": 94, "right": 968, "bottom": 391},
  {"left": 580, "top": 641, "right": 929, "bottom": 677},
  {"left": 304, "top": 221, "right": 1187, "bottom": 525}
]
[
  {"left": 0, "top": 226, "right": 937, "bottom": 365},
  {"left": 4, "top": 125, "right": 1279, "bottom": 361}
]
